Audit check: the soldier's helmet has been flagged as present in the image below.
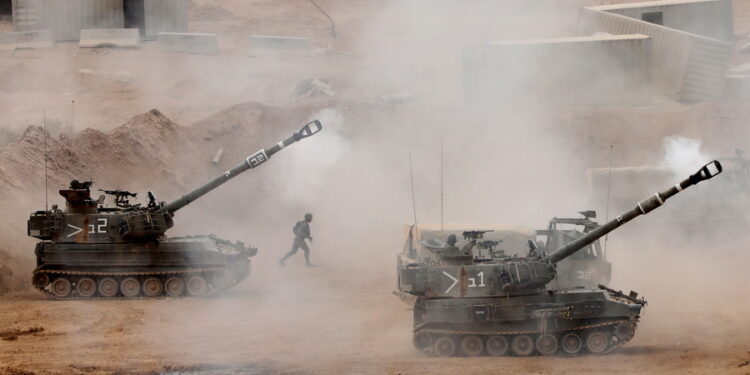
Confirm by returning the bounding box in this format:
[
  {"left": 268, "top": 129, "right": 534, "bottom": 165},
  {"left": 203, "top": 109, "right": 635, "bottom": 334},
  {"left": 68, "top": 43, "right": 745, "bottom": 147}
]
[
  {"left": 446, "top": 234, "right": 457, "bottom": 246},
  {"left": 304, "top": 213, "right": 313, "bottom": 222}
]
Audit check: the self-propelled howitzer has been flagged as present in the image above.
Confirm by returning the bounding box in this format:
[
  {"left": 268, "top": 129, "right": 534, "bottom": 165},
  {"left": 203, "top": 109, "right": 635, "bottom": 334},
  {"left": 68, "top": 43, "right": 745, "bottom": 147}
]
[
  {"left": 397, "top": 161, "right": 722, "bottom": 357},
  {"left": 28, "top": 120, "right": 322, "bottom": 299}
]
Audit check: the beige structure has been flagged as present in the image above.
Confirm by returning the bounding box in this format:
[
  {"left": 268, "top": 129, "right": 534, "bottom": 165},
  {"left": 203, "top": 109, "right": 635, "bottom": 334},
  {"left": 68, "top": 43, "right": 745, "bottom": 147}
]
[
  {"left": 141, "top": 0, "right": 187, "bottom": 40},
  {"left": 9, "top": 0, "right": 186, "bottom": 41},
  {"left": 588, "top": 0, "right": 734, "bottom": 42},
  {"left": 0, "top": 29, "right": 52, "bottom": 50},
  {"left": 79, "top": 28, "right": 139, "bottom": 48},
  {"left": 159, "top": 32, "right": 219, "bottom": 55},
  {"left": 578, "top": 1, "right": 732, "bottom": 102},
  {"left": 463, "top": 0, "right": 733, "bottom": 104},
  {"left": 249, "top": 35, "right": 311, "bottom": 50}
]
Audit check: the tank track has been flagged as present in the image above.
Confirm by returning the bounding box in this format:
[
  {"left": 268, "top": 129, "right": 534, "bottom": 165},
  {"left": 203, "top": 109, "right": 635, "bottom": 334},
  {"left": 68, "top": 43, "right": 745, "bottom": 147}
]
[
  {"left": 413, "top": 319, "right": 636, "bottom": 357},
  {"left": 32, "top": 266, "right": 242, "bottom": 300}
]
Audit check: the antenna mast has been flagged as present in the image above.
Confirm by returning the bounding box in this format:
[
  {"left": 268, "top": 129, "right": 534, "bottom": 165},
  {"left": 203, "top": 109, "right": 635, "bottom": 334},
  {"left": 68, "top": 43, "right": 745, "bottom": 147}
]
[
  {"left": 440, "top": 141, "right": 444, "bottom": 231},
  {"left": 71, "top": 99, "right": 75, "bottom": 133},
  {"left": 43, "top": 111, "right": 49, "bottom": 211},
  {"left": 409, "top": 153, "right": 419, "bottom": 240},
  {"left": 603, "top": 144, "right": 613, "bottom": 257}
]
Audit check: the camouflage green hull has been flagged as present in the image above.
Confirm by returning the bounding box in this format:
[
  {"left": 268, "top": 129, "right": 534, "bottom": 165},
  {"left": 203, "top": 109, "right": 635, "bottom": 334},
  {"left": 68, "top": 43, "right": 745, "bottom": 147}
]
[
  {"left": 26, "top": 121, "right": 322, "bottom": 300},
  {"left": 32, "top": 235, "right": 256, "bottom": 299},
  {"left": 399, "top": 161, "right": 723, "bottom": 357},
  {"left": 412, "top": 289, "right": 643, "bottom": 357}
]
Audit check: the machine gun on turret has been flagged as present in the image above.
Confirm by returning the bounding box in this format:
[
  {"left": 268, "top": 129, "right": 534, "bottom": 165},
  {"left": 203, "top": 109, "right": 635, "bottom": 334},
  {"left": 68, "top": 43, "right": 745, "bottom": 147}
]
[
  {"left": 462, "top": 230, "right": 493, "bottom": 240},
  {"left": 99, "top": 189, "right": 137, "bottom": 208},
  {"left": 461, "top": 230, "right": 498, "bottom": 259}
]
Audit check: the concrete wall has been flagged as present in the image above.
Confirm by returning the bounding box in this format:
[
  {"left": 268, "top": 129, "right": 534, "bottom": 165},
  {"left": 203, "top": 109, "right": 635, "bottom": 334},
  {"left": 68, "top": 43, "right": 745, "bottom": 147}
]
[
  {"left": 11, "top": 0, "right": 38, "bottom": 31},
  {"left": 79, "top": 28, "right": 139, "bottom": 48},
  {"left": 0, "top": 29, "right": 52, "bottom": 50},
  {"left": 33, "top": 0, "right": 124, "bottom": 41},
  {"left": 249, "top": 35, "right": 310, "bottom": 50},
  {"left": 12, "top": 0, "right": 187, "bottom": 41},
  {"left": 144, "top": 0, "right": 187, "bottom": 40},
  {"left": 590, "top": 0, "right": 734, "bottom": 42},
  {"left": 463, "top": 34, "right": 652, "bottom": 106},
  {"left": 724, "top": 75, "right": 750, "bottom": 101},
  {"left": 577, "top": 7, "right": 731, "bottom": 102},
  {"left": 159, "top": 32, "right": 217, "bottom": 54}
]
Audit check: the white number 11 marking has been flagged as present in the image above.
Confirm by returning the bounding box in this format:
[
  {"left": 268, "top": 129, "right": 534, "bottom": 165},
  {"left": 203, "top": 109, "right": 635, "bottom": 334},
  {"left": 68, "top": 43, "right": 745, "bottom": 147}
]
[{"left": 469, "top": 271, "right": 486, "bottom": 288}]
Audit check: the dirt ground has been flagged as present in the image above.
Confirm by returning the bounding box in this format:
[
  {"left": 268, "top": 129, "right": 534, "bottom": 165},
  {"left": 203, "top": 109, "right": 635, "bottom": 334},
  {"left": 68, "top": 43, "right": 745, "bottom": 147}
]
[
  {"left": 2, "top": 0, "right": 750, "bottom": 374},
  {"left": 2, "top": 249, "right": 750, "bottom": 375}
]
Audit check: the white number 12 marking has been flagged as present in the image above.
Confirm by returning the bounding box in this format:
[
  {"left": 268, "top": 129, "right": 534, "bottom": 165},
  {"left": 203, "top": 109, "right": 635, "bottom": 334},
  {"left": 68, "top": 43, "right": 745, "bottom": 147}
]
[{"left": 88, "top": 218, "right": 108, "bottom": 234}]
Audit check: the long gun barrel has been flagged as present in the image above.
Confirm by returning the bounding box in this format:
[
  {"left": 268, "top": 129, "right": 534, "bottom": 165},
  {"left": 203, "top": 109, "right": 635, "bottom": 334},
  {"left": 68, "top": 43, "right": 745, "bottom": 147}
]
[
  {"left": 544, "top": 160, "right": 723, "bottom": 264},
  {"left": 162, "top": 120, "right": 323, "bottom": 214}
]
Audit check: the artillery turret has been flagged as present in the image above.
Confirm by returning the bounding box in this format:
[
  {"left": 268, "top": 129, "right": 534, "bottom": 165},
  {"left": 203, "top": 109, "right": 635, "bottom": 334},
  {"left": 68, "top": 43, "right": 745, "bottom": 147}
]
[
  {"left": 28, "top": 120, "right": 322, "bottom": 299},
  {"left": 537, "top": 211, "right": 611, "bottom": 290},
  {"left": 397, "top": 161, "right": 721, "bottom": 357}
]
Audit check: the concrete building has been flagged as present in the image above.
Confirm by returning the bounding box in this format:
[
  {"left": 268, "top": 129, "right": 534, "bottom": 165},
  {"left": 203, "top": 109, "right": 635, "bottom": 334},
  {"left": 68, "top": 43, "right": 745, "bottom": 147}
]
[
  {"left": 579, "top": 0, "right": 733, "bottom": 102},
  {"left": 463, "top": 0, "right": 733, "bottom": 105},
  {"left": 7, "top": 0, "right": 187, "bottom": 41},
  {"left": 588, "top": 0, "right": 734, "bottom": 42}
]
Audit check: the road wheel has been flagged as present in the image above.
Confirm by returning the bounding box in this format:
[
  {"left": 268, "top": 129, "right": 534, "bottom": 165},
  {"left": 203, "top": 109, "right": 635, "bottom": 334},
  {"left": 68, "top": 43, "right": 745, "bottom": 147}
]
[
  {"left": 434, "top": 336, "right": 457, "bottom": 357},
  {"left": 32, "top": 273, "right": 50, "bottom": 288},
  {"left": 586, "top": 330, "right": 611, "bottom": 354},
  {"left": 561, "top": 333, "right": 584, "bottom": 355},
  {"left": 413, "top": 331, "right": 433, "bottom": 353},
  {"left": 186, "top": 275, "right": 208, "bottom": 297},
  {"left": 614, "top": 323, "right": 634, "bottom": 341},
  {"left": 486, "top": 335, "right": 509, "bottom": 356},
  {"left": 76, "top": 277, "right": 96, "bottom": 298},
  {"left": 510, "top": 335, "right": 535, "bottom": 356},
  {"left": 142, "top": 277, "right": 164, "bottom": 297},
  {"left": 98, "top": 277, "right": 118, "bottom": 297},
  {"left": 461, "top": 335, "right": 484, "bottom": 356},
  {"left": 535, "top": 334, "right": 558, "bottom": 356},
  {"left": 51, "top": 277, "right": 72, "bottom": 298},
  {"left": 120, "top": 277, "right": 141, "bottom": 298},
  {"left": 164, "top": 277, "right": 185, "bottom": 297}
]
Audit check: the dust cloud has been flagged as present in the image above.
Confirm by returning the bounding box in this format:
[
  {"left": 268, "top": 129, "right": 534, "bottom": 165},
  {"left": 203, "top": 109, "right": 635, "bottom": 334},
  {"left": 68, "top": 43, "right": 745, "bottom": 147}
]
[
  {"left": 662, "top": 136, "right": 715, "bottom": 176},
  {"left": 1, "top": 0, "right": 750, "bottom": 374}
]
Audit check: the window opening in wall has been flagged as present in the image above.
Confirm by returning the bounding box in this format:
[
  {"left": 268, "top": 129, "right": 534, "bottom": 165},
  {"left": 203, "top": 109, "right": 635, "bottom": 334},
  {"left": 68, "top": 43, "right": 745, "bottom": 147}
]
[
  {"left": 124, "top": 0, "right": 146, "bottom": 36},
  {"left": 641, "top": 12, "right": 663, "bottom": 26},
  {"left": 0, "top": 0, "right": 12, "bottom": 21}
]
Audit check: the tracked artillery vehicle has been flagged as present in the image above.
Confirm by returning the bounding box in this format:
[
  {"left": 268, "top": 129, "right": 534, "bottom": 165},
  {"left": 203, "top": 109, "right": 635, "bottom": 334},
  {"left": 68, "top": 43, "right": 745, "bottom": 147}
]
[
  {"left": 28, "top": 120, "right": 322, "bottom": 299},
  {"left": 397, "top": 161, "right": 722, "bottom": 357}
]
